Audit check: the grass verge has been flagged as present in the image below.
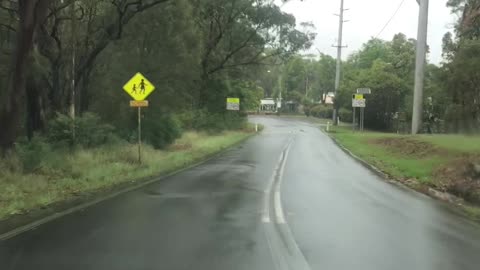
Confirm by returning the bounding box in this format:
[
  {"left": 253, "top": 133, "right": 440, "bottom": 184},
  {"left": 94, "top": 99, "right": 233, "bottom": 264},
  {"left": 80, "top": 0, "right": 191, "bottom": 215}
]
[
  {"left": 0, "top": 129, "right": 255, "bottom": 220},
  {"left": 328, "top": 126, "right": 480, "bottom": 220}
]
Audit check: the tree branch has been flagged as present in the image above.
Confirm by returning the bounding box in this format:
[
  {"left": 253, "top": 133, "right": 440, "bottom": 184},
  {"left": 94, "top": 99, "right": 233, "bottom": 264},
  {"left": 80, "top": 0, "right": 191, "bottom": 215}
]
[
  {"left": 76, "top": 0, "right": 170, "bottom": 82},
  {"left": 0, "top": 22, "right": 16, "bottom": 32},
  {"left": 214, "top": 50, "right": 284, "bottom": 72},
  {"left": 0, "top": 2, "right": 17, "bottom": 13},
  {"left": 207, "top": 23, "right": 265, "bottom": 75}
]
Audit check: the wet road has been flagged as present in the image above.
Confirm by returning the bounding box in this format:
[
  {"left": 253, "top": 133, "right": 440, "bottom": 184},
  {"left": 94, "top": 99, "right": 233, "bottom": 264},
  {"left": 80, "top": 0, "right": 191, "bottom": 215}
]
[{"left": 1, "top": 116, "right": 480, "bottom": 270}]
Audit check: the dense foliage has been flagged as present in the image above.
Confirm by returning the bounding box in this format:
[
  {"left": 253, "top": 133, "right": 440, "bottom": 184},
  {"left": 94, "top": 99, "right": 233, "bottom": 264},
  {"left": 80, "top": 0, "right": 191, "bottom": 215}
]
[
  {"left": 2, "top": 0, "right": 479, "bottom": 155},
  {"left": 258, "top": 1, "right": 480, "bottom": 133},
  {"left": 0, "top": 0, "right": 312, "bottom": 151}
]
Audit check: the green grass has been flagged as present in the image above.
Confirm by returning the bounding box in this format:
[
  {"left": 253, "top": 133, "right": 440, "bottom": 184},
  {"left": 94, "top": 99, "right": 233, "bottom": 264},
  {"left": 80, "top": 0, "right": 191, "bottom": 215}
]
[
  {"left": 417, "top": 134, "right": 480, "bottom": 153},
  {"left": 329, "top": 126, "right": 480, "bottom": 219},
  {"left": 463, "top": 205, "right": 480, "bottom": 222},
  {"left": 0, "top": 130, "right": 255, "bottom": 220},
  {"left": 329, "top": 126, "right": 479, "bottom": 185},
  {"left": 331, "top": 127, "right": 448, "bottom": 184}
]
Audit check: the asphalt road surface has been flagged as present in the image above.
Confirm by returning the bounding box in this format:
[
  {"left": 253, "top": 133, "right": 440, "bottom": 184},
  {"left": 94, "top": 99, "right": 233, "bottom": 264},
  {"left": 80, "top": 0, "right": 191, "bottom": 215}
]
[{"left": 2, "top": 116, "right": 480, "bottom": 270}]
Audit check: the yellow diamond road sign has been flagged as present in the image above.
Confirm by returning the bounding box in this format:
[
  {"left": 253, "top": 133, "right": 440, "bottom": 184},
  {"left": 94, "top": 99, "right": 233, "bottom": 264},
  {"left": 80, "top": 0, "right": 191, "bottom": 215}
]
[{"left": 123, "top": 73, "right": 155, "bottom": 101}]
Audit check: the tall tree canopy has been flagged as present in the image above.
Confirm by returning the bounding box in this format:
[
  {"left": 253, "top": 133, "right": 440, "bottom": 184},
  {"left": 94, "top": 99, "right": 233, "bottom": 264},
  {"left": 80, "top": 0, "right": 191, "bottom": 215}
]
[{"left": 0, "top": 0, "right": 313, "bottom": 151}]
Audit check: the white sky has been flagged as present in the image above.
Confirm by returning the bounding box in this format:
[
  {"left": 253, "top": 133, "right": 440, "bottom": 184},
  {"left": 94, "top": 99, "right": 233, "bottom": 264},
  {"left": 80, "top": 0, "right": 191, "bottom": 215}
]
[{"left": 280, "top": 0, "right": 457, "bottom": 64}]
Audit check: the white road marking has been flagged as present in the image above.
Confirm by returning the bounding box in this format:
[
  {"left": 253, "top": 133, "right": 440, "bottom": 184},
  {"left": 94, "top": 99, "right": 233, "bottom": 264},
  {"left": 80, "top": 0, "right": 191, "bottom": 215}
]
[
  {"left": 262, "top": 167, "right": 277, "bottom": 223},
  {"left": 263, "top": 134, "right": 295, "bottom": 224},
  {"left": 274, "top": 139, "right": 291, "bottom": 224},
  {"left": 262, "top": 190, "right": 271, "bottom": 223},
  {"left": 263, "top": 134, "right": 311, "bottom": 270},
  {"left": 274, "top": 191, "right": 286, "bottom": 224}
]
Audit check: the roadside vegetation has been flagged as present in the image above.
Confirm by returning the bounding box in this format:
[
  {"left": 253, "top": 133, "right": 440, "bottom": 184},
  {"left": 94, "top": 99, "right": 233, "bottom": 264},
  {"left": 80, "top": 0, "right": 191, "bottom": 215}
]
[
  {"left": 0, "top": 125, "right": 256, "bottom": 220},
  {"left": 0, "top": 1, "right": 310, "bottom": 220},
  {"left": 330, "top": 127, "right": 480, "bottom": 218}
]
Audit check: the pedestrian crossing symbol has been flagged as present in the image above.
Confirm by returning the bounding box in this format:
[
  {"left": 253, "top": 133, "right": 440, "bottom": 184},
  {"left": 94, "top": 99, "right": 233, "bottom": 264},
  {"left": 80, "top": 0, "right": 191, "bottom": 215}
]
[{"left": 123, "top": 73, "right": 156, "bottom": 101}]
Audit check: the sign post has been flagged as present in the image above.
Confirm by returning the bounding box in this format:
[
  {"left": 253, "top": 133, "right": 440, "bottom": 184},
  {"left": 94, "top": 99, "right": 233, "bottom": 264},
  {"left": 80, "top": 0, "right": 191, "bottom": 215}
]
[
  {"left": 123, "top": 73, "right": 156, "bottom": 164},
  {"left": 360, "top": 107, "right": 365, "bottom": 132},
  {"left": 352, "top": 89, "right": 371, "bottom": 132},
  {"left": 352, "top": 107, "right": 356, "bottom": 131},
  {"left": 137, "top": 107, "right": 142, "bottom": 163},
  {"left": 352, "top": 94, "right": 366, "bottom": 132}
]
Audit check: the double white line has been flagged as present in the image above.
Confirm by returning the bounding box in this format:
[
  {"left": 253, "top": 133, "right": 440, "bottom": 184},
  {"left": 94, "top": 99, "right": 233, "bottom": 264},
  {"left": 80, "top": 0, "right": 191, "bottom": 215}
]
[{"left": 262, "top": 136, "right": 294, "bottom": 224}]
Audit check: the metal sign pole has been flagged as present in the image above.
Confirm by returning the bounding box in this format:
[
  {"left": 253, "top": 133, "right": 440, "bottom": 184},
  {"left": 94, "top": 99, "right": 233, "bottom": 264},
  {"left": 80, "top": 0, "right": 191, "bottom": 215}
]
[
  {"left": 361, "top": 108, "right": 363, "bottom": 132},
  {"left": 352, "top": 107, "right": 356, "bottom": 131},
  {"left": 138, "top": 107, "right": 142, "bottom": 164},
  {"left": 361, "top": 108, "right": 365, "bottom": 132}
]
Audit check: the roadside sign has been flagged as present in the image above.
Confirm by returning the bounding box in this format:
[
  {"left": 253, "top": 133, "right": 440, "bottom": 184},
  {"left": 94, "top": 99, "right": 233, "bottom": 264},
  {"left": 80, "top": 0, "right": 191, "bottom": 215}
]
[
  {"left": 130, "top": 100, "right": 149, "bottom": 107},
  {"left": 357, "top": 88, "right": 371, "bottom": 95},
  {"left": 227, "top": 98, "right": 240, "bottom": 111},
  {"left": 123, "top": 73, "right": 156, "bottom": 101},
  {"left": 352, "top": 94, "right": 364, "bottom": 100},
  {"left": 352, "top": 99, "right": 366, "bottom": 108}
]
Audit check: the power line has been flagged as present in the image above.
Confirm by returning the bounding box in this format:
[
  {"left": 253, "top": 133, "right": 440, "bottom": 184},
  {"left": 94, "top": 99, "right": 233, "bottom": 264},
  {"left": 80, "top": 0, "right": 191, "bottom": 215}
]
[{"left": 375, "top": 0, "right": 406, "bottom": 38}]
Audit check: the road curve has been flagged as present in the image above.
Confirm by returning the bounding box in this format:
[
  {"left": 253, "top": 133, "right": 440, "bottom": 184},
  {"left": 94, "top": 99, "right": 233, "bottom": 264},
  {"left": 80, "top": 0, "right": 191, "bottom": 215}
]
[{"left": 1, "top": 116, "right": 480, "bottom": 270}]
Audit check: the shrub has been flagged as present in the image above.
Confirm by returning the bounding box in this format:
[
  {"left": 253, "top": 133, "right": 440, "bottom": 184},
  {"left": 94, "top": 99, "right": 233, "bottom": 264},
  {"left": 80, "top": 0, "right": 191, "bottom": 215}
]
[
  {"left": 143, "top": 113, "right": 182, "bottom": 149},
  {"left": 191, "top": 110, "right": 247, "bottom": 133},
  {"left": 310, "top": 105, "right": 333, "bottom": 119},
  {"left": 15, "top": 136, "right": 51, "bottom": 172},
  {"left": 304, "top": 106, "right": 312, "bottom": 117},
  {"left": 177, "top": 111, "right": 196, "bottom": 130},
  {"left": 339, "top": 108, "right": 352, "bottom": 123},
  {"left": 47, "top": 113, "right": 115, "bottom": 148}
]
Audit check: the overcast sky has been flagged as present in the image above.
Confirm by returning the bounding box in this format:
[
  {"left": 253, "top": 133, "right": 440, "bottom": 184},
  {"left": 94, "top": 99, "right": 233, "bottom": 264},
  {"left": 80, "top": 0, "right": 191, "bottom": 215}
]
[{"left": 280, "top": 0, "right": 457, "bottom": 64}]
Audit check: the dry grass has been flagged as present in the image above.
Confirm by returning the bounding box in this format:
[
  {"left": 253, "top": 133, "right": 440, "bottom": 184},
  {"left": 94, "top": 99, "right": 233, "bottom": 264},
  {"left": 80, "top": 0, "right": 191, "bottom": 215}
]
[{"left": 0, "top": 130, "right": 254, "bottom": 220}]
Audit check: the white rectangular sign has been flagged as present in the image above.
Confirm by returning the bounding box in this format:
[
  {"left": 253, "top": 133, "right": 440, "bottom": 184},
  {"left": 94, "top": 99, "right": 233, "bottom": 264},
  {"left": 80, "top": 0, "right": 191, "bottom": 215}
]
[
  {"left": 357, "top": 88, "right": 371, "bottom": 95},
  {"left": 227, "top": 103, "right": 240, "bottom": 111},
  {"left": 352, "top": 99, "right": 366, "bottom": 108}
]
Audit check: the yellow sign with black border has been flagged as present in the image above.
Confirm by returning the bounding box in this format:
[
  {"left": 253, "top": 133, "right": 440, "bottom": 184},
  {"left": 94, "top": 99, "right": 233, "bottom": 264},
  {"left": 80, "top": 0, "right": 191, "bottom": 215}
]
[{"left": 123, "top": 73, "right": 156, "bottom": 101}]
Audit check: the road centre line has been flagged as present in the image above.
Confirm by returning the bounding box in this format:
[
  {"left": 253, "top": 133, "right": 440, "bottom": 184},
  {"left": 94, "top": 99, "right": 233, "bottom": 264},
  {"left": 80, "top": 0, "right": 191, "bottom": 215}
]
[{"left": 262, "top": 135, "right": 294, "bottom": 224}]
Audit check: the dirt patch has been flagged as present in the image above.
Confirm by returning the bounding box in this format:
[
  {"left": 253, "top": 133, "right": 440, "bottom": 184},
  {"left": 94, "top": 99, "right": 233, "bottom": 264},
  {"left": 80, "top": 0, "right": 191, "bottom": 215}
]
[
  {"left": 369, "top": 137, "right": 445, "bottom": 157},
  {"left": 168, "top": 143, "right": 193, "bottom": 151},
  {"left": 434, "top": 155, "right": 480, "bottom": 204}
]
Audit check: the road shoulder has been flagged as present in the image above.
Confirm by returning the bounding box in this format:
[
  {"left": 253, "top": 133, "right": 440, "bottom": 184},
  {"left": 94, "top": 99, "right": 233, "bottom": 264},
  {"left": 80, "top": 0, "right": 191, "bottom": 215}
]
[
  {"left": 323, "top": 127, "right": 480, "bottom": 223},
  {"left": 0, "top": 130, "right": 257, "bottom": 240}
]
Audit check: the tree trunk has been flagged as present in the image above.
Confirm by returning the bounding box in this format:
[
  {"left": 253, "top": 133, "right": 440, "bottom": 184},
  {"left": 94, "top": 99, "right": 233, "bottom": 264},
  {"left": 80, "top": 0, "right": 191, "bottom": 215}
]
[
  {"left": 25, "top": 74, "right": 46, "bottom": 139},
  {"left": 49, "top": 62, "right": 65, "bottom": 113},
  {"left": 0, "top": 0, "right": 50, "bottom": 151},
  {"left": 78, "top": 68, "right": 92, "bottom": 114}
]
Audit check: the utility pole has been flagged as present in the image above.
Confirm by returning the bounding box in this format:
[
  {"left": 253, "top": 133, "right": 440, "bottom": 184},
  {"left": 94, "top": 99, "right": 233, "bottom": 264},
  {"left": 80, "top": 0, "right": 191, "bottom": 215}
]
[
  {"left": 304, "top": 62, "right": 309, "bottom": 99},
  {"left": 412, "top": 0, "right": 429, "bottom": 134},
  {"left": 333, "top": 0, "right": 347, "bottom": 125}
]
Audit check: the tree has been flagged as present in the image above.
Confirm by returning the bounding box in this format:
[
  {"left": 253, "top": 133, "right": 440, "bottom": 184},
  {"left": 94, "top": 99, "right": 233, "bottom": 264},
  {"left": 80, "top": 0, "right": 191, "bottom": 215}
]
[
  {"left": 0, "top": 0, "right": 51, "bottom": 150},
  {"left": 195, "top": 0, "right": 314, "bottom": 111},
  {"left": 0, "top": 0, "right": 172, "bottom": 150},
  {"left": 441, "top": 0, "right": 480, "bottom": 132},
  {"left": 338, "top": 60, "right": 408, "bottom": 130},
  {"left": 311, "top": 53, "right": 335, "bottom": 102},
  {"left": 0, "top": 0, "right": 315, "bottom": 152}
]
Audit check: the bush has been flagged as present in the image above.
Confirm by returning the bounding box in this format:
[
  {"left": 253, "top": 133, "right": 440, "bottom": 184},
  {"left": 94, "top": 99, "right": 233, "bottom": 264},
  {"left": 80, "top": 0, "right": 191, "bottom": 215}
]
[
  {"left": 310, "top": 105, "right": 333, "bottom": 119},
  {"left": 191, "top": 110, "right": 247, "bottom": 133},
  {"left": 143, "top": 113, "right": 182, "bottom": 149},
  {"left": 177, "top": 111, "right": 196, "bottom": 130},
  {"left": 47, "top": 113, "right": 116, "bottom": 148},
  {"left": 15, "top": 136, "right": 51, "bottom": 172},
  {"left": 304, "top": 106, "right": 312, "bottom": 117},
  {"left": 338, "top": 108, "right": 352, "bottom": 123}
]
